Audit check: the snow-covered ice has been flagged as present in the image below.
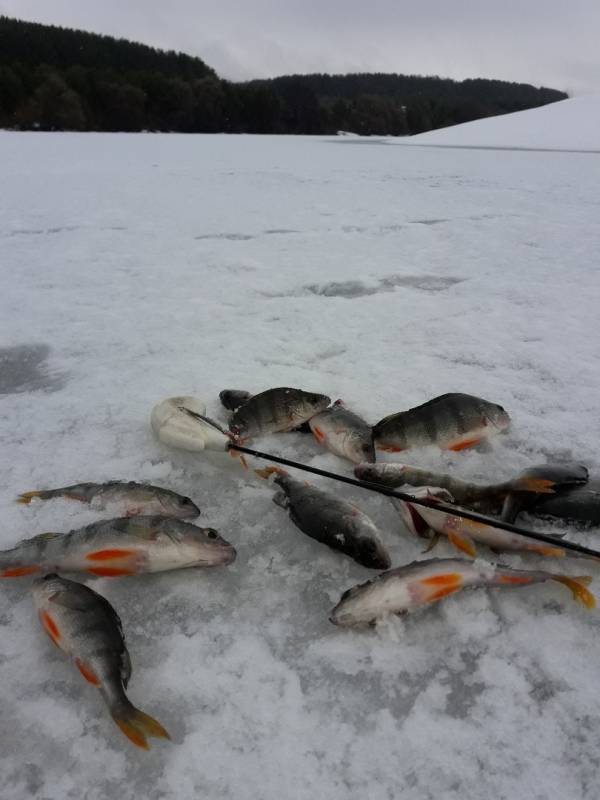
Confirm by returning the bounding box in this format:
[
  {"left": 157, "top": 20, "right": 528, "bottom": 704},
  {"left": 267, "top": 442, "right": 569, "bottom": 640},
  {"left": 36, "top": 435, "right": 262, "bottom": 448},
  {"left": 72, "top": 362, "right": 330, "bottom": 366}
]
[
  {"left": 1, "top": 127, "right": 600, "bottom": 799},
  {"left": 406, "top": 94, "right": 600, "bottom": 152}
]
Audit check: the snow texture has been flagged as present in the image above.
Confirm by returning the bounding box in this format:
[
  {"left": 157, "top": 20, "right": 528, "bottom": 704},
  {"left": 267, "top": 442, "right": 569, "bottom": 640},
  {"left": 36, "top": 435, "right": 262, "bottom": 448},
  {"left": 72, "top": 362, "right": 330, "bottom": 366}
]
[
  {"left": 406, "top": 94, "right": 600, "bottom": 152},
  {"left": 1, "top": 122, "right": 600, "bottom": 800}
]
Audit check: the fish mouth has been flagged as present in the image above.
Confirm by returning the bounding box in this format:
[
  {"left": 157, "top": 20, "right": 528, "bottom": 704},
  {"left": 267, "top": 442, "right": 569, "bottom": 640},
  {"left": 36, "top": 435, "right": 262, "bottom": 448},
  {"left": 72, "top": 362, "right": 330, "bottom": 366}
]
[{"left": 213, "top": 545, "right": 237, "bottom": 565}]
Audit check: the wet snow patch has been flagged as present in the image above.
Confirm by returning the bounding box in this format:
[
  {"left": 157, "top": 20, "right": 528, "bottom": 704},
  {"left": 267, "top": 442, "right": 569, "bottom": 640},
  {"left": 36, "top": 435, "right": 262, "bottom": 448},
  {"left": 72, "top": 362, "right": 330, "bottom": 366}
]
[
  {"left": 304, "top": 274, "right": 465, "bottom": 299},
  {"left": 0, "top": 344, "right": 66, "bottom": 395}
]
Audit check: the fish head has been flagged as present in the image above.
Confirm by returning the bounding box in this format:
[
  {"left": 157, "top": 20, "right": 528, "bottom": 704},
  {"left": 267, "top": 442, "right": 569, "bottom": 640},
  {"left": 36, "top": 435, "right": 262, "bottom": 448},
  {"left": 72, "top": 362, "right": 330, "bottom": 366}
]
[
  {"left": 168, "top": 522, "right": 237, "bottom": 566},
  {"left": 354, "top": 463, "right": 398, "bottom": 483},
  {"left": 485, "top": 403, "right": 511, "bottom": 432},
  {"left": 329, "top": 581, "right": 378, "bottom": 627},
  {"left": 355, "top": 536, "right": 391, "bottom": 570},
  {"left": 292, "top": 391, "right": 331, "bottom": 421},
  {"left": 158, "top": 492, "right": 200, "bottom": 519},
  {"left": 31, "top": 573, "right": 68, "bottom": 607}
]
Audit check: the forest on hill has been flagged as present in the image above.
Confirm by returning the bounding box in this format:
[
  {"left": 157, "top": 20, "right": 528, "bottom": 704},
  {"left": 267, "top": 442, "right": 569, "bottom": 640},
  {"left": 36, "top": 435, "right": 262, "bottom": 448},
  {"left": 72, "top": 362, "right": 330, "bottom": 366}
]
[{"left": 0, "top": 16, "right": 568, "bottom": 135}]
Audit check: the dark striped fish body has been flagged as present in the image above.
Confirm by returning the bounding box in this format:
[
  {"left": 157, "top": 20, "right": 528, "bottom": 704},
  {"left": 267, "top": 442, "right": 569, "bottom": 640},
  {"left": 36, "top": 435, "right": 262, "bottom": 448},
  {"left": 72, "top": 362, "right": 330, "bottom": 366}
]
[
  {"left": 329, "top": 557, "right": 595, "bottom": 626},
  {"left": 17, "top": 481, "right": 200, "bottom": 519},
  {"left": 219, "top": 390, "right": 253, "bottom": 412},
  {"left": 399, "top": 490, "right": 569, "bottom": 559},
  {"left": 32, "top": 574, "right": 170, "bottom": 750},
  {"left": 309, "top": 400, "right": 375, "bottom": 464},
  {"left": 0, "top": 516, "right": 236, "bottom": 578},
  {"left": 355, "top": 462, "right": 558, "bottom": 512},
  {"left": 229, "top": 387, "right": 330, "bottom": 441},
  {"left": 372, "top": 393, "right": 511, "bottom": 453},
  {"left": 259, "top": 468, "right": 390, "bottom": 569},
  {"left": 500, "top": 464, "right": 590, "bottom": 522}
]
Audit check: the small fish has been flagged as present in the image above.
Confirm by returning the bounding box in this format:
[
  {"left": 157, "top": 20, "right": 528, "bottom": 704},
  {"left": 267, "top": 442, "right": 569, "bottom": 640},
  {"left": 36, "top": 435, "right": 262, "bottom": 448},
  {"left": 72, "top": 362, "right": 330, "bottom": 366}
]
[
  {"left": 329, "top": 557, "right": 595, "bottom": 626},
  {"left": 219, "top": 389, "right": 253, "bottom": 412},
  {"left": 372, "top": 393, "right": 511, "bottom": 453},
  {"left": 397, "top": 488, "right": 569, "bottom": 559},
  {"left": 33, "top": 573, "right": 170, "bottom": 750},
  {"left": 229, "top": 387, "right": 330, "bottom": 442},
  {"left": 354, "top": 462, "right": 557, "bottom": 512},
  {"left": 257, "top": 467, "right": 391, "bottom": 569},
  {"left": 500, "top": 464, "right": 590, "bottom": 522},
  {"left": 17, "top": 481, "right": 200, "bottom": 519},
  {"left": 0, "top": 516, "right": 236, "bottom": 578},
  {"left": 309, "top": 400, "right": 375, "bottom": 464}
]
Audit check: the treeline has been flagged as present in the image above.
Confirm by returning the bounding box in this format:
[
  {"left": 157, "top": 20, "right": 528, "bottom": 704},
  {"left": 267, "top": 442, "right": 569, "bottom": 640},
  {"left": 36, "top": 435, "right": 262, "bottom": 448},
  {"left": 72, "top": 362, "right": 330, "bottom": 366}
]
[{"left": 0, "top": 16, "right": 567, "bottom": 135}]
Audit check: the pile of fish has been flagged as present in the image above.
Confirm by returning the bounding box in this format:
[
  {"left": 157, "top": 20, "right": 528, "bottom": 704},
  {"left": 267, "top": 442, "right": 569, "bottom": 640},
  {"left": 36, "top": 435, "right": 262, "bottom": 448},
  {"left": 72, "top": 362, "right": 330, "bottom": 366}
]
[{"left": 4, "top": 385, "right": 599, "bottom": 752}]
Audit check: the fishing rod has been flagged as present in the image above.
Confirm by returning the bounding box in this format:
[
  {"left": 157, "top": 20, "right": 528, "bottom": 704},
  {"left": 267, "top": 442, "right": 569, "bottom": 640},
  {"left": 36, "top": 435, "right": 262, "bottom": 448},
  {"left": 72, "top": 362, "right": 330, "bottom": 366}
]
[{"left": 228, "top": 442, "right": 600, "bottom": 561}]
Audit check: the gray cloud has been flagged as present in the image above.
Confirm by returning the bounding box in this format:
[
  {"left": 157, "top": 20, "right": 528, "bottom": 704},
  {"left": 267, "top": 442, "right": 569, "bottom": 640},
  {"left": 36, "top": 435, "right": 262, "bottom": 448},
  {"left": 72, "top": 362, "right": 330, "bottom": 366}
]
[{"left": 1, "top": 0, "right": 598, "bottom": 93}]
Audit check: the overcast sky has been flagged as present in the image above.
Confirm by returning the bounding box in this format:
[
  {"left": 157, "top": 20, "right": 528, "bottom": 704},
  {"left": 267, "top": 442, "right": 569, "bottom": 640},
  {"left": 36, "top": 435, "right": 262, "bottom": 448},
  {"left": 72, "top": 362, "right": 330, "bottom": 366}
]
[{"left": 2, "top": 0, "right": 598, "bottom": 94}]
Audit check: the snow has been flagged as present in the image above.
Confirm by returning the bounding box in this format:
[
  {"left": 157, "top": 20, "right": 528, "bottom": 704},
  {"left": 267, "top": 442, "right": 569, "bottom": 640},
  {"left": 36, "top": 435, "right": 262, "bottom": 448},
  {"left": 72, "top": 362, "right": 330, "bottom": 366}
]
[
  {"left": 1, "top": 129, "right": 600, "bottom": 799},
  {"left": 404, "top": 94, "right": 600, "bottom": 152}
]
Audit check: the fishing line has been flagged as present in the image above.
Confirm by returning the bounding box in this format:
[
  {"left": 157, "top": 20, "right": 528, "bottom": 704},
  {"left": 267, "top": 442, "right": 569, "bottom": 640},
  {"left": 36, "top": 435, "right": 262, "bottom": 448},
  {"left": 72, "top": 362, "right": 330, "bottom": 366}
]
[{"left": 229, "top": 443, "right": 600, "bottom": 560}]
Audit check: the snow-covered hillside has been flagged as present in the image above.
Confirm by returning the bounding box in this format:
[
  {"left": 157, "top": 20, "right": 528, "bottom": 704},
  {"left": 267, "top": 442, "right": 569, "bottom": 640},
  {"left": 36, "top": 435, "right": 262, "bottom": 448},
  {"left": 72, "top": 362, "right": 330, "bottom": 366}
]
[
  {"left": 406, "top": 94, "right": 600, "bottom": 151},
  {"left": 1, "top": 131, "right": 600, "bottom": 800}
]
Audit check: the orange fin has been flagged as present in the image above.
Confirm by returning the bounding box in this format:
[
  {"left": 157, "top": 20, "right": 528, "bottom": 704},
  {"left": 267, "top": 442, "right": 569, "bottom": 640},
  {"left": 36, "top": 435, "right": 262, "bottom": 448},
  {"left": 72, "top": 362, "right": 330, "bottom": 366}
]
[
  {"left": 312, "top": 426, "right": 325, "bottom": 443},
  {"left": 87, "top": 566, "right": 137, "bottom": 577},
  {"left": 552, "top": 575, "right": 595, "bottom": 609},
  {"left": 16, "top": 491, "right": 43, "bottom": 504},
  {"left": 85, "top": 548, "right": 137, "bottom": 562},
  {"left": 1, "top": 565, "right": 41, "bottom": 577},
  {"left": 39, "top": 610, "right": 61, "bottom": 644},
  {"left": 513, "top": 477, "right": 556, "bottom": 494},
  {"left": 496, "top": 574, "right": 536, "bottom": 585},
  {"left": 75, "top": 658, "right": 101, "bottom": 686},
  {"left": 447, "top": 437, "right": 482, "bottom": 452},
  {"left": 528, "top": 544, "right": 566, "bottom": 558},
  {"left": 255, "top": 466, "right": 289, "bottom": 480},
  {"left": 421, "top": 572, "right": 463, "bottom": 588},
  {"left": 377, "top": 445, "right": 404, "bottom": 453},
  {"left": 113, "top": 706, "right": 171, "bottom": 751},
  {"left": 447, "top": 530, "right": 477, "bottom": 558}
]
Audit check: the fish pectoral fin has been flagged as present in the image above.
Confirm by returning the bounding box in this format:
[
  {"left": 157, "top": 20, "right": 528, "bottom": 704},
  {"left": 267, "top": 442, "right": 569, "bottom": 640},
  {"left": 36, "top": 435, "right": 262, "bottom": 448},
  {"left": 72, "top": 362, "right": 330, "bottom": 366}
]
[
  {"left": 513, "top": 477, "right": 557, "bottom": 494},
  {"left": 447, "top": 530, "right": 477, "bottom": 558},
  {"left": 527, "top": 544, "right": 566, "bottom": 558},
  {"left": 112, "top": 704, "right": 171, "bottom": 750},
  {"left": 312, "top": 425, "right": 325, "bottom": 443},
  {"left": 552, "top": 576, "right": 596, "bottom": 609},
  {"left": 85, "top": 548, "right": 142, "bottom": 577},
  {"left": 0, "top": 565, "right": 41, "bottom": 577},
  {"left": 417, "top": 572, "right": 463, "bottom": 603},
  {"left": 447, "top": 437, "right": 482, "bottom": 452},
  {"left": 75, "top": 658, "right": 102, "bottom": 686}
]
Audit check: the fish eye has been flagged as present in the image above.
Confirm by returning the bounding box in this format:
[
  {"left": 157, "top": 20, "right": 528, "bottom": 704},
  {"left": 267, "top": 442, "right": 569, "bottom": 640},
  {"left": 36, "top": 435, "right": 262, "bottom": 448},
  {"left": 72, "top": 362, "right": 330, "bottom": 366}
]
[{"left": 206, "top": 529, "right": 219, "bottom": 539}]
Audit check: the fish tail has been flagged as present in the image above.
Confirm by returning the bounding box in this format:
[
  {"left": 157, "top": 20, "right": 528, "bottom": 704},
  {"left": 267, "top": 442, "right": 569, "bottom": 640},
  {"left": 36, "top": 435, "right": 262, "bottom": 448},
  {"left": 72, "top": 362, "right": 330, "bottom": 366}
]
[
  {"left": 552, "top": 575, "right": 596, "bottom": 609},
  {"left": 16, "top": 490, "right": 47, "bottom": 504},
  {"left": 512, "top": 477, "right": 557, "bottom": 495},
  {"left": 111, "top": 701, "right": 171, "bottom": 751},
  {"left": 255, "top": 466, "right": 289, "bottom": 480}
]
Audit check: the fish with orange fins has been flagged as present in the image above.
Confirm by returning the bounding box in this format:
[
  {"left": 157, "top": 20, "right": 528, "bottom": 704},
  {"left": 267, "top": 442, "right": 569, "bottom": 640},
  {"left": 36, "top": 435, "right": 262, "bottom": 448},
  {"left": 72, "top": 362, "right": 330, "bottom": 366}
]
[
  {"left": 372, "top": 393, "right": 511, "bottom": 453},
  {"left": 329, "top": 557, "right": 595, "bottom": 626},
  {"left": 229, "top": 387, "right": 330, "bottom": 442},
  {"left": 309, "top": 400, "right": 375, "bottom": 464},
  {"left": 16, "top": 481, "right": 200, "bottom": 519},
  {"left": 354, "top": 462, "right": 561, "bottom": 512},
  {"left": 395, "top": 488, "right": 570, "bottom": 559},
  {"left": 33, "top": 573, "right": 170, "bottom": 750},
  {"left": 0, "top": 516, "right": 236, "bottom": 579},
  {"left": 256, "top": 466, "right": 391, "bottom": 569}
]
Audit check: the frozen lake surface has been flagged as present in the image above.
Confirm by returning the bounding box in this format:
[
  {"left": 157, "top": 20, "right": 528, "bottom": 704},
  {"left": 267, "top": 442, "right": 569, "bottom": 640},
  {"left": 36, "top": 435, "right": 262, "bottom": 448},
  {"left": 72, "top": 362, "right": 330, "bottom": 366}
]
[{"left": 1, "top": 131, "right": 600, "bottom": 800}]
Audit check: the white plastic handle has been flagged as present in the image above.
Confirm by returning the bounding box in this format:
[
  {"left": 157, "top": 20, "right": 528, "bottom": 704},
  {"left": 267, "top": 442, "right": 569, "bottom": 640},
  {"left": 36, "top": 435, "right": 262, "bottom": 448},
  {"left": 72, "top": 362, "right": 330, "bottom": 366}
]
[{"left": 150, "top": 396, "right": 231, "bottom": 452}]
